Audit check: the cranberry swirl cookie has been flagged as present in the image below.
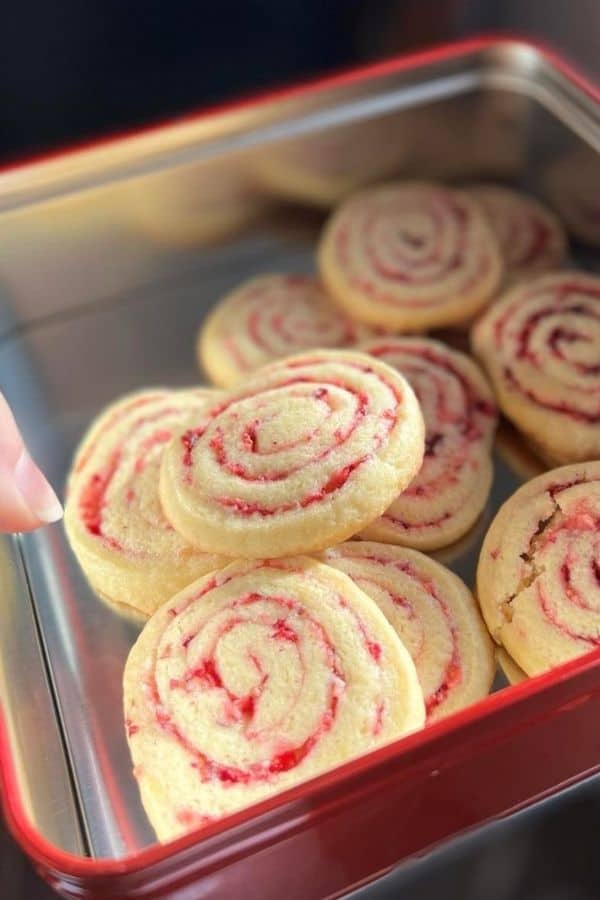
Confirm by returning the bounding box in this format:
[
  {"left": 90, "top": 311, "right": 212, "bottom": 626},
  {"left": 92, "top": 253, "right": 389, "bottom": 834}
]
[
  {"left": 65, "top": 389, "right": 228, "bottom": 616},
  {"left": 198, "top": 274, "right": 374, "bottom": 387},
  {"left": 358, "top": 337, "right": 497, "bottom": 550},
  {"left": 468, "top": 185, "right": 567, "bottom": 286},
  {"left": 472, "top": 272, "right": 600, "bottom": 465},
  {"left": 477, "top": 461, "right": 600, "bottom": 676},
  {"left": 318, "top": 181, "right": 503, "bottom": 331},
  {"left": 321, "top": 542, "right": 494, "bottom": 721},
  {"left": 160, "top": 350, "right": 425, "bottom": 557},
  {"left": 123, "top": 557, "right": 425, "bottom": 841}
]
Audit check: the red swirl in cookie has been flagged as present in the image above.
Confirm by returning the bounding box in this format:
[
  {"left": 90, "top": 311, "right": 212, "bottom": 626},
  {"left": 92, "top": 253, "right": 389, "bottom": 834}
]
[
  {"left": 318, "top": 182, "right": 503, "bottom": 331},
  {"left": 472, "top": 272, "right": 600, "bottom": 465},
  {"left": 123, "top": 557, "right": 424, "bottom": 841},
  {"left": 358, "top": 337, "right": 497, "bottom": 550},
  {"left": 198, "top": 274, "right": 375, "bottom": 387},
  {"left": 322, "top": 542, "right": 494, "bottom": 721},
  {"left": 65, "top": 389, "right": 228, "bottom": 616},
  {"left": 468, "top": 185, "right": 566, "bottom": 285},
  {"left": 160, "top": 350, "right": 425, "bottom": 557},
  {"left": 478, "top": 461, "right": 600, "bottom": 675}
]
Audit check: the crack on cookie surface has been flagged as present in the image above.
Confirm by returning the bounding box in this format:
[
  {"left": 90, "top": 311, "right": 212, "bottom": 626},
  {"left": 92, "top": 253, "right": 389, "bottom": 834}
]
[{"left": 500, "top": 494, "right": 562, "bottom": 624}]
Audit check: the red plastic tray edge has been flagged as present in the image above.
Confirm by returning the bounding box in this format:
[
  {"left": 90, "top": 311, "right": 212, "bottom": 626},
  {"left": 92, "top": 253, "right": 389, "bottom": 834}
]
[
  {"left": 0, "top": 32, "right": 599, "bottom": 179},
  {"left": 0, "top": 31, "right": 599, "bottom": 893},
  {"left": 3, "top": 640, "right": 600, "bottom": 884}
]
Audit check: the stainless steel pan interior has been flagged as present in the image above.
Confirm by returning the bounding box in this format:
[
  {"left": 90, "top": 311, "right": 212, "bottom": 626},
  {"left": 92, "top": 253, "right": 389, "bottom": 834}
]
[{"left": 0, "top": 40, "right": 598, "bottom": 859}]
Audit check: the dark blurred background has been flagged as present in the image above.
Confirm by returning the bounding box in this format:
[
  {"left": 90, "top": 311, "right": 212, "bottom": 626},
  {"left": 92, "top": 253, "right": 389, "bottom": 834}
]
[
  {"left": 1, "top": 0, "right": 598, "bottom": 164},
  {"left": 1, "top": 0, "right": 599, "bottom": 897}
]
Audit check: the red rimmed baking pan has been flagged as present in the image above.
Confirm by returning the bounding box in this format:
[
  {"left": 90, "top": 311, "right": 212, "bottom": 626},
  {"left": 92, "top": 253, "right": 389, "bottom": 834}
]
[{"left": 0, "top": 35, "right": 598, "bottom": 899}]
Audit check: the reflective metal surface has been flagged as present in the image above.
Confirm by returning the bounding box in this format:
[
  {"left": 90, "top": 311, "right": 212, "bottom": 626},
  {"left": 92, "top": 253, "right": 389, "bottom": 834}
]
[
  {"left": 0, "top": 40, "right": 598, "bottom": 863},
  {"left": 0, "top": 538, "right": 85, "bottom": 856}
]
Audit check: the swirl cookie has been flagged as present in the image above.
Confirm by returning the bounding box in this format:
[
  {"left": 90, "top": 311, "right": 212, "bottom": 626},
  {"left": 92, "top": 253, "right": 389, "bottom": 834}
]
[
  {"left": 358, "top": 337, "right": 497, "bottom": 550},
  {"left": 318, "top": 181, "right": 503, "bottom": 331},
  {"left": 477, "top": 461, "right": 600, "bottom": 676},
  {"left": 321, "top": 542, "right": 494, "bottom": 721},
  {"left": 198, "top": 274, "right": 374, "bottom": 387},
  {"left": 160, "top": 350, "right": 425, "bottom": 558},
  {"left": 472, "top": 272, "right": 600, "bottom": 465},
  {"left": 494, "top": 422, "right": 545, "bottom": 484},
  {"left": 123, "top": 557, "right": 425, "bottom": 841},
  {"left": 65, "top": 389, "right": 228, "bottom": 616},
  {"left": 468, "top": 185, "right": 567, "bottom": 286}
]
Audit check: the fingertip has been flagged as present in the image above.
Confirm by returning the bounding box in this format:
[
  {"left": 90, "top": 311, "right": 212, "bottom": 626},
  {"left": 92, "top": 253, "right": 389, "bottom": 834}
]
[
  {"left": 0, "top": 396, "right": 63, "bottom": 534},
  {"left": 0, "top": 454, "right": 63, "bottom": 533},
  {"left": 13, "top": 449, "right": 63, "bottom": 525}
]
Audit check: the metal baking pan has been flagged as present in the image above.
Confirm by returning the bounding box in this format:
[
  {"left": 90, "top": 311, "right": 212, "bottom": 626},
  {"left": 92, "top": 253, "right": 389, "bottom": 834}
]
[{"left": 0, "top": 36, "right": 599, "bottom": 900}]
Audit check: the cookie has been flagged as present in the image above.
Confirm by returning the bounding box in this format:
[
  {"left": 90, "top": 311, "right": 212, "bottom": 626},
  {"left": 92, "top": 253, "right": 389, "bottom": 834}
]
[
  {"left": 468, "top": 184, "right": 567, "bottom": 285},
  {"left": 430, "top": 510, "right": 491, "bottom": 569},
  {"left": 65, "top": 389, "right": 228, "bottom": 616},
  {"left": 472, "top": 272, "right": 600, "bottom": 465},
  {"left": 495, "top": 648, "right": 527, "bottom": 686},
  {"left": 494, "top": 422, "right": 545, "bottom": 483},
  {"left": 358, "top": 337, "right": 497, "bottom": 550},
  {"left": 160, "top": 350, "right": 425, "bottom": 558},
  {"left": 318, "top": 181, "right": 503, "bottom": 331},
  {"left": 321, "top": 542, "right": 494, "bottom": 721},
  {"left": 198, "top": 274, "right": 374, "bottom": 387},
  {"left": 123, "top": 556, "right": 425, "bottom": 841},
  {"left": 477, "top": 461, "right": 600, "bottom": 676}
]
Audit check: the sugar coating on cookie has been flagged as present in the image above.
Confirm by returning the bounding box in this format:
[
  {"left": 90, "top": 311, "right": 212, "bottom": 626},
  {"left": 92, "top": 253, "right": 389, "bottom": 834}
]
[
  {"left": 198, "top": 274, "right": 374, "bottom": 387},
  {"left": 358, "top": 337, "right": 497, "bottom": 550},
  {"left": 160, "top": 350, "right": 425, "bottom": 558},
  {"left": 477, "top": 461, "right": 600, "bottom": 676},
  {"left": 322, "top": 542, "right": 494, "bottom": 721},
  {"left": 472, "top": 272, "right": 600, "bottom": 465},
  {"left": 318, "top": 181, "right": 503, "bottom": 331},
  {"left": 65, "top": 389, "right": 228, "bottom": 616},
  {"left": 468, "top": 184, "right": 567, "bottom": 284},
  {"left": 123, "top": 556, "right": 425, "bottom": 841}
]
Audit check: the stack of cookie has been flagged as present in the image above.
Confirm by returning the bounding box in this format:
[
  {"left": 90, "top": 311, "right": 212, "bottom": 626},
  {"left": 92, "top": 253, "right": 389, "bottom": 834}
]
[{"left": 64, "top": 178, "right": 599, "bottom": 843}]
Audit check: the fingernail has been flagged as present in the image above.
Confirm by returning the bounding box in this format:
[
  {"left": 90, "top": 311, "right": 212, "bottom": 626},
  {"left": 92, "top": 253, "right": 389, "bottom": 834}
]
[{"left": 14, "top": 449, "right": 63, "bottom": 524}]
